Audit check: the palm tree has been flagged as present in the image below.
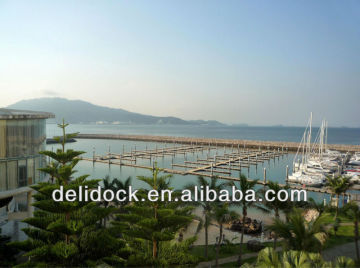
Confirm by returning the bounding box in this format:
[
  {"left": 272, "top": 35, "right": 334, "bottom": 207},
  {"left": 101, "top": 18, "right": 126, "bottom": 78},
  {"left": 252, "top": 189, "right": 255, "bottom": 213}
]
[
  {"left": 267, "top": 208, "right": 327, "bottom": 253},
  {"left": 213, "top": 203, "right": 238, "bottom": 267},
  {"left": 343, "top": 201, "right": 360, "bottom": 262},
  {"left": 231, "top": 174, "right": 259, "bottom": 265},
  {"left": 112, "top": 176, "right": 132, "bottom": 211},
  {"left": 186, "top": 176, "right": 228, "bottom": 259},
  {"left": 326, "top": 176, "right": 351, "bottom": 219},
  {"left": 259, "top": 181, "right": 291, "bottom": 248}
]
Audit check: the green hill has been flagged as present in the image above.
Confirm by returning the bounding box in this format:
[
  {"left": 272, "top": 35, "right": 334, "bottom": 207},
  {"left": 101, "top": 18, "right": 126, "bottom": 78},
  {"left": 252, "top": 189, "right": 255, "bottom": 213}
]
[{"left": 7, "top": 98, "right": 225, "bottom": 126}]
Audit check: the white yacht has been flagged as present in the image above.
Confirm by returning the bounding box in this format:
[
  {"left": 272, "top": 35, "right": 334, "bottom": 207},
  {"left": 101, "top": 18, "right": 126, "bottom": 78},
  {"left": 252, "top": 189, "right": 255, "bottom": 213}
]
[
  {"left": 289, "top": 115, "right": 345, "bottom": 187},
  {"left": 288, "top": 171, "right": 324, "bottom": 187},
  {"left": 349, "top": 153, "right": 360, "bottom": 166}
]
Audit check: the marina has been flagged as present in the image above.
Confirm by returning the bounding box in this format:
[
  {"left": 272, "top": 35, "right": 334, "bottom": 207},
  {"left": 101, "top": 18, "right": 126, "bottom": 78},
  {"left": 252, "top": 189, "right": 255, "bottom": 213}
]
[
  {"left": 289, "top": 115, "right": 360, "bottom": 188},
  {"left": 79, "top": 141, "right": 360, "bottom": 197},
  {"left": 2, "top": 1, "right": 360, "bottom": 265},
  {"left": 80, "top": 144, "right": 287, "bottom": 179}
]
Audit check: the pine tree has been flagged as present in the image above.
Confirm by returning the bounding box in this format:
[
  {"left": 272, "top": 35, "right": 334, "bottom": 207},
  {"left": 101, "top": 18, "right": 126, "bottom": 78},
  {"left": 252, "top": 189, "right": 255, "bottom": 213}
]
[
  {"left": 115, "top": 164, "right": 195, "bottom": 266},
  {"left": 11, "top": 120, "right": 123, "bottom": 267}
]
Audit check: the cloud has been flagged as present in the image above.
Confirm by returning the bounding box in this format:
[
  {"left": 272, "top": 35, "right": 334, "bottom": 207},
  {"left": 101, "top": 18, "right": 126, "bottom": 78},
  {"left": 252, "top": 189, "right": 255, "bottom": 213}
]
[{"left": 40, "top": 89, "right": 59, "bottom": 96}]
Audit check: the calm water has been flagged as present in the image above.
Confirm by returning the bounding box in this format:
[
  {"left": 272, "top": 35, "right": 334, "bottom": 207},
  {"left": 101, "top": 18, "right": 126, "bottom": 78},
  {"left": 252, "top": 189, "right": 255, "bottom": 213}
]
[
  {"left": 46, "top": 124, "right": 341, "bottom": 203},
  {"left": 46, "top": 138, "right": 326, "bottom": 225},
  {"left": 47, "top": 124, "right": 360, "bottom": 145}
]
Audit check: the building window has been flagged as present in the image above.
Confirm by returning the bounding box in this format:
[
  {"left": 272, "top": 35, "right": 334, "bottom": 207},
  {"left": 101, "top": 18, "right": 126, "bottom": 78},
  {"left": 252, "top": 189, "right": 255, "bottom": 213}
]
[
  {"left": 0, "top": 162, "right": 6, "bottom": 191},
  {"left": 7, "top": 161, "right": 17, "bottom": 190},
  {"left": 27, "top": 158, "right": 34, "bottom": 185},
  {"left": 17, "top": 159, "right": 27, "bottom": 187}
]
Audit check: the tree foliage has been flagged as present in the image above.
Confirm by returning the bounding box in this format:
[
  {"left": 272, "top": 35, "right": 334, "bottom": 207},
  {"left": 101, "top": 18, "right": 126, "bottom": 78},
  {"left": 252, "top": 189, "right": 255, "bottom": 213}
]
[
  {"left": 231, "top": 174, "right": 259, "bottom": 265},
  {"left": 186, "top": 176, "right": 229, "bottom": 259},
  {"left": 342, "top": 201, "right": 360, "bottom": 262},
  {"left": 326, "top": 176, "right": 351, "bottom": 219},
  {"left": 242, "top": 247, "right": 355, "bottom": 268},
  {"left": 11, "top": 120, "right": 120, "bottom": 267},
  {"left": 266, "top": 208, "right": 327, "bottom": 253},
  {"left": 115, "top": 165, "right": 195, "bottom": 266}
]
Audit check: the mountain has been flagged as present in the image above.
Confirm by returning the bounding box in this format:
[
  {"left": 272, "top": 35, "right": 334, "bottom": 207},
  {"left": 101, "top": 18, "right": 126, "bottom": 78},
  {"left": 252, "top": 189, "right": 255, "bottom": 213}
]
[
  {"left": 231, "top": 123, "right": 249, "bottom": 127},
  {"left": 7, "top": 98, "right": 225, "bottom": 125}
]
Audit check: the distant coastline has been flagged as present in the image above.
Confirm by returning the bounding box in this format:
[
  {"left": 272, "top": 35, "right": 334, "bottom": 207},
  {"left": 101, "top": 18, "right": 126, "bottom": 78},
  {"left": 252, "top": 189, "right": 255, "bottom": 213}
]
[
  {"left": 8, "top": 97, "right": 360, "bottom": 128},
  {"left": 7, "top": 97, "right": 225, "bottom": 126}
]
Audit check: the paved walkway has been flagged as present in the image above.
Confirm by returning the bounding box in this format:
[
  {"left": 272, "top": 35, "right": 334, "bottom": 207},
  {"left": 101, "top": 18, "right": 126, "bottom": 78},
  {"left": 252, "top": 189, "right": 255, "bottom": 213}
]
[{"left": 322, "top": 242, "right": 358, "bottom": 262}]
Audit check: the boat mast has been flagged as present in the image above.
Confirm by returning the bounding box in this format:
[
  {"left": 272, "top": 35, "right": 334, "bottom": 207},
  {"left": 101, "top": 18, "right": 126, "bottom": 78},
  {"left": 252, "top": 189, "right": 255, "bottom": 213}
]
[
  {"left": 325, "top": 120, "right": 328, "bottom": 151},
  {"left": 302, "top": 131, "right": 306, "bottom": 166},
  {"left": 307, "top": 112, "right": 312, "bottom": 162},
  {"left": 294, "top": 115, "right": 309, "bottom": 170},
  {"left": 320, "top": 120, "right": 324, "bottom": 160}
]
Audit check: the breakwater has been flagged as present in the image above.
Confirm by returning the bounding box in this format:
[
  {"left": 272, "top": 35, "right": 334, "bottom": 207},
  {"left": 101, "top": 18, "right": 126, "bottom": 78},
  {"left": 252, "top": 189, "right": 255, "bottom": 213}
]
[{"left": 76, "top": 134, "right": 360, "bottom": 153}]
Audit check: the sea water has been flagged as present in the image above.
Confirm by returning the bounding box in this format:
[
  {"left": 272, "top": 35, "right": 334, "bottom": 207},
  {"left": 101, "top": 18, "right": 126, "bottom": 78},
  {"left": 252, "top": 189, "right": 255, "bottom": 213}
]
[
  {"left": 46, "top": 124, "right": 346, "bottom": 208},
  {"left": 47, "top": 123, "right": 360, "bottom": 145}
]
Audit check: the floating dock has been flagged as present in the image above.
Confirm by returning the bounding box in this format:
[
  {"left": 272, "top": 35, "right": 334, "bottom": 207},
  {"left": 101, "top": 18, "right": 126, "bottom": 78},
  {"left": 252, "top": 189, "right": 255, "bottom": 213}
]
[
  {"left": 79, "top": 141, "right": 360, "bottom": 196},
  {"left": 81, "top": 144, "right": 286, "bottom": 178},
  {"left": 76, "top": 134, "right": 360, "bottom": 198}
]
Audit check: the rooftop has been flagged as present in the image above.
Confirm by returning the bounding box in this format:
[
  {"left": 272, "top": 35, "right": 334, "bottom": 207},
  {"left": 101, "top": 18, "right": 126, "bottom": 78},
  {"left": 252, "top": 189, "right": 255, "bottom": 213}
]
[{"left": 0, "top": 108, "right": 55, "bottom": 120}]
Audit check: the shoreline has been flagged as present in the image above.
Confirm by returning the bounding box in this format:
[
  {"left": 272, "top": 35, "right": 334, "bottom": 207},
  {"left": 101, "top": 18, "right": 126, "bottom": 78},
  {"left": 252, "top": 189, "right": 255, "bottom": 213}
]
[{"left": 76, "top": 133, "right": 360, "bottom": 153}]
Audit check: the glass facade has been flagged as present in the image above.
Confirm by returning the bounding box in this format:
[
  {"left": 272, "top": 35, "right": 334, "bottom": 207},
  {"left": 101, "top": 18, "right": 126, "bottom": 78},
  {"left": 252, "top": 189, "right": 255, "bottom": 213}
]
[{"left": 0, "top": 119, "right": 47, "bottom": 191}]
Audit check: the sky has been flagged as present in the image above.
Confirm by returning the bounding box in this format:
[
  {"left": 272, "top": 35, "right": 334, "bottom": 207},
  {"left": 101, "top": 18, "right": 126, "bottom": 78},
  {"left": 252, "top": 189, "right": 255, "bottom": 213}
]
[{"left": 0, "top": 0, "right": 359, "bottom": 127}]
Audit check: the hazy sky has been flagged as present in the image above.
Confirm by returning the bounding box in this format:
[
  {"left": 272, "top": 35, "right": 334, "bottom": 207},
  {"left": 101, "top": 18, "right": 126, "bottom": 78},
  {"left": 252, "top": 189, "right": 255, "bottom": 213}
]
[{"left": 0, "top": 0, "right": 359, "bottom": 127}]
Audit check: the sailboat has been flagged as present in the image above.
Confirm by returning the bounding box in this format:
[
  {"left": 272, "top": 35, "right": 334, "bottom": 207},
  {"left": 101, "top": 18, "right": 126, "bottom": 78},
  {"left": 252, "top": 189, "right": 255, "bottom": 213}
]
[
  {"left": 289, "top": 113, "right": 325, "bottom": 187},
  {"left": 288, "top": 114, "right": 352, "bottom": 186},
  {"left": 308, "top": 119, "right": 340, "bottom": 173}
]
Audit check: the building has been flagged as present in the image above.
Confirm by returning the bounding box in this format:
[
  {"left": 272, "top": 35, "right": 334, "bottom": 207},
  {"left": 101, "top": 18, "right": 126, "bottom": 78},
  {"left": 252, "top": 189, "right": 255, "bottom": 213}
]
[{"left": 0, "top": 108, "right": 54, "bottom": 208}]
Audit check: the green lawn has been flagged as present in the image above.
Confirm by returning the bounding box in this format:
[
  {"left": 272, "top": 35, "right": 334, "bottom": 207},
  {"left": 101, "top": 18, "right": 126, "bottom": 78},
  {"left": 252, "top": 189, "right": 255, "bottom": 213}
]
[
  {"left": 321, "top": 212, "right": 352, "bottom": 224},
  {"left": 321, "top": 211, "right": 355, "bottom": 250},
  {"left": 324, "top": 224, "right": 354, "bottom": 249}
]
